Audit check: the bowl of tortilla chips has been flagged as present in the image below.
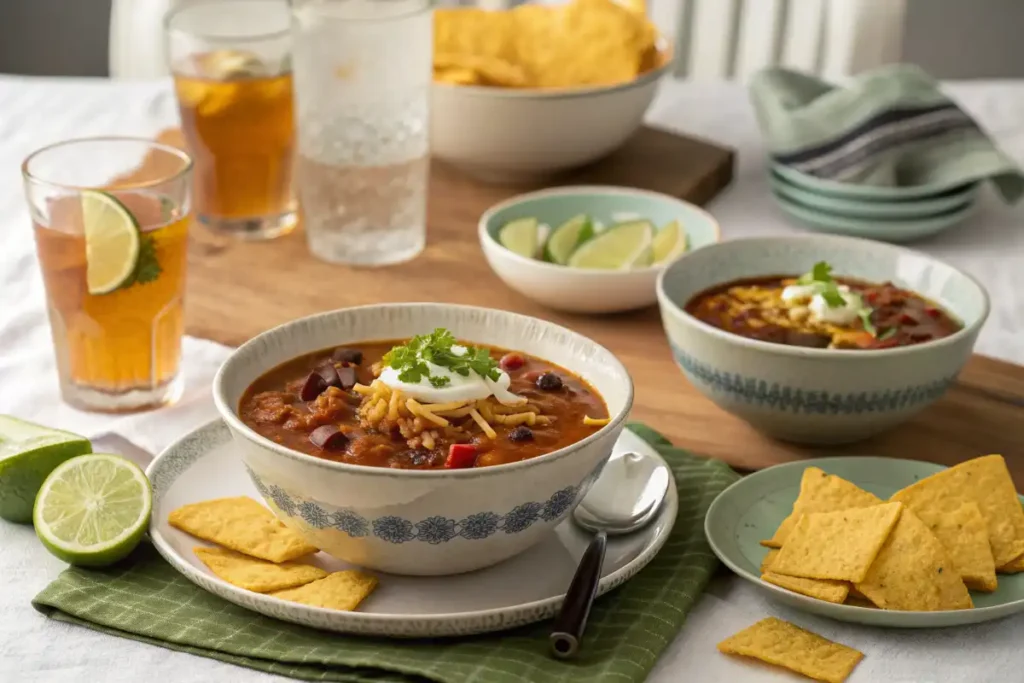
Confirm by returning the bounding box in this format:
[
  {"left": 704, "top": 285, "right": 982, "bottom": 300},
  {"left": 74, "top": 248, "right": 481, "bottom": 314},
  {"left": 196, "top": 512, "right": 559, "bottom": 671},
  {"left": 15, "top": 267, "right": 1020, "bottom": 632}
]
[{"left": 431, "top": 0, "right": 672, "bottom": 183}]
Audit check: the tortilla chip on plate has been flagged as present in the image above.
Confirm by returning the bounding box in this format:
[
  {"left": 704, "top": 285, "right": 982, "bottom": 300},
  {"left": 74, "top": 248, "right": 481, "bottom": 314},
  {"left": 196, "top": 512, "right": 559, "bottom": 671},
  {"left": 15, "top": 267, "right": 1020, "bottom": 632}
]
[
  {"left": 717, "top": 617, "right": 863, "bottom": 683},
  {"left": 759, "top": 550, "right": 850, "bottom": 603},
  {"left": 771, "top": 503, "right": 902, "bottom": 582},
  {"left": 888, "top": 484, "right": 997, "bottom": 592},
  {"left": 271, "top": 570, "right": 379, "bottom": 611},
  {"left": 855, "top": 509, "right": 973, "bottom": 611},
  {"left": 169, "top": 496, "right": 319, "bottom": 563},
  {"left": 889, "top": 455, "right": 1024, "bottom": 569},
  {"left": 194, "top": 546, "right": 327, "bottom": 593},
  {"left": 762, "top": 466, "right": 883, "bottom": 549}
]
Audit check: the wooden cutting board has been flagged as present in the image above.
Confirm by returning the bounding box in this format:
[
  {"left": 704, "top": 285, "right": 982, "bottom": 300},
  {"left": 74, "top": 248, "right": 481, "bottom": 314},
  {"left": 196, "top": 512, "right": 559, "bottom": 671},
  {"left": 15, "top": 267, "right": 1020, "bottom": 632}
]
[{"left": 151, "top": 127, "right": 1024, "bottom": 485}]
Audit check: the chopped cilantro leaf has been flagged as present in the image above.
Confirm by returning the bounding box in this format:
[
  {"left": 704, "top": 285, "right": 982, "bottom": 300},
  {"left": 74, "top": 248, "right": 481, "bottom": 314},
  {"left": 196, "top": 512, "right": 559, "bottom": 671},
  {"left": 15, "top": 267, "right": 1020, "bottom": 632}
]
[
  {"left": 382, "top": 328, "right": 502, "bottom": 386},
  {"left": 878, "top": 328, "right": 897, "bottom": 341},
  {"left": 858, "top": 308, "right": 878, "bottom": 336},
  {"left": 797, "top": 261, "right": 833, "bottom": 285},
  {"left": 796, "top": 261, "right": 846, "bottom": 309}
]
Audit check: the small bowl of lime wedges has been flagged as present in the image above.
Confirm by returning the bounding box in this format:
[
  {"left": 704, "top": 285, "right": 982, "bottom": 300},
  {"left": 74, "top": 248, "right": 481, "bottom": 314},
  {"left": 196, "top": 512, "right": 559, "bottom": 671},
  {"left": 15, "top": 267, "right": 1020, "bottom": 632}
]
[{"left": 479, "top": 186, "right": 721, "bottom": 313}]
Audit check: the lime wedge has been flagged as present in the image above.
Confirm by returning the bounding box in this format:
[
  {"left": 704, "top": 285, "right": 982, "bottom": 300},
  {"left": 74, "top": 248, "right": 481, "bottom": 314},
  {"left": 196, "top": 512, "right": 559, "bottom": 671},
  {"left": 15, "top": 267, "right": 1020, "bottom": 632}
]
[
  {"left": 499, "top": 217, "right": 539, "bottom": 259},
  {"left": 0, "top": 416, "right": 92, "bottom": 523},
  {"left": 34, "top": 453, "right": 151, "bottom": 567},
  {"left": 82, "top": 190, "right": 141, "bottom": 295},
  {"left": 543, "top": 214, "right": 594, "bottom": 264},
  {"left": 567, "top": 220, "right": 654, "bottom": 270},
  {"left": 652, "top": 220, "right": 688, "bottom": 264}
]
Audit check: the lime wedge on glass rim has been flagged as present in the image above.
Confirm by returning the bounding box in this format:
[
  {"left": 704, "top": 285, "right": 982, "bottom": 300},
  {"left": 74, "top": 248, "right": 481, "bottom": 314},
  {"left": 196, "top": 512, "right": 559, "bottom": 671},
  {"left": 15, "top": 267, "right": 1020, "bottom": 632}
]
[
  {"left": 567, "top": 220, "right": 654, "bottom": 269},
  {"left": 0, "top": 416, "right": 93, "bottom": 523},
  {"left": 543, "top": 214, "right": 593, "bottom": 264},
  {"left": 34, "top": 453, "right": 151, "bottom": 567},
  {"left": 652, "top": 219, "right": 688, "bottom": 264},
  {"left": 499, "top": 217, "right": 539, "bottom": 258},
  {"left": 81, "top": 190, "right": 141, "bottom": 295}
]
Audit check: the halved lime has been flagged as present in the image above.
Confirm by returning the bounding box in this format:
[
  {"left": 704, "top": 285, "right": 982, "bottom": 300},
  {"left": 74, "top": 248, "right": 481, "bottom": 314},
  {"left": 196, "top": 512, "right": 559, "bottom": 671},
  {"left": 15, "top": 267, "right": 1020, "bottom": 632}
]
[
  {"left": 0, "top": 416, "right": 92, "bottom": 523},
  {"left": 34, "top": 453, "right": 151, "bottom": 567},
  {"left": 499, "top": 217, "right": 539, "bottom": 259},
  {"left": 543, "top": 214, "right": 594, "bottom": 264},
  {"left": 82, "top": 190, "right": 141, "bottom": 295},
  {"left": 652, "top": 220, "right": 688, "bottom": 264},
  {"left": 567, "top": 220, "right": 654, "bottom": 269}
]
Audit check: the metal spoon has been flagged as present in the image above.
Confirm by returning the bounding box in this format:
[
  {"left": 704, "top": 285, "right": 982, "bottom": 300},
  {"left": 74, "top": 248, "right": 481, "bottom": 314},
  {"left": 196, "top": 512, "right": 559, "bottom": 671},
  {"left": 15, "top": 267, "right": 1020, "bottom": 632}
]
[{"left": 549, "top": 450, "right": 671, "bottom": 659}]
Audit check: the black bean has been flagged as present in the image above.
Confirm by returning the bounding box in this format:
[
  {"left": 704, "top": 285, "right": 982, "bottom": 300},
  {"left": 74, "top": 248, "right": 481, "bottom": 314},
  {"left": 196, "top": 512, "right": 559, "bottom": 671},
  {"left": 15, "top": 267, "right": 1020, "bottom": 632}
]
[
  {"left": 316, "top": 362, "right": 340, "bottom": 387},
  {"left": 535, "top": 372, "right": 563, "bottom": 391},
  {"left": 406, "top": 448, "right": 433, "bottom": 467},
  {"left": 508, "top": 425, "right": 534, "bottom": 442},
  {"left": 337, "top": 365, "right": 357, "bottom": 390},
  {"left": 332, "top": 347, "right": 363, "bottom": 365},
  {"left": 309, "top": 425, "right": 348, "bottom": 450},
  {"left": 299, "top": 371, "right": 327, "bottom": 401}
]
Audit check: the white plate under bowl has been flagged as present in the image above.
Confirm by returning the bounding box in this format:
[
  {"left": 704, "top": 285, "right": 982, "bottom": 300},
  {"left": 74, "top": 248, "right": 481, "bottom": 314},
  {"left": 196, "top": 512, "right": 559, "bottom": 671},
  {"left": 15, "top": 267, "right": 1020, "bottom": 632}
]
[{"left": 147, "top": 420, "right": 677, "bottom": 638}]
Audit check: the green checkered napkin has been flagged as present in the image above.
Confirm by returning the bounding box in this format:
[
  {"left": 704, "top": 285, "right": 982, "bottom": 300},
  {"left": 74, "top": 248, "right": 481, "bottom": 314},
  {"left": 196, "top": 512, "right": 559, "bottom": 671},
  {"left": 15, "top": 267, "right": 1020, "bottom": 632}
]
[{"left": 32, "top": 424, "right": 737, "bottom": 683}]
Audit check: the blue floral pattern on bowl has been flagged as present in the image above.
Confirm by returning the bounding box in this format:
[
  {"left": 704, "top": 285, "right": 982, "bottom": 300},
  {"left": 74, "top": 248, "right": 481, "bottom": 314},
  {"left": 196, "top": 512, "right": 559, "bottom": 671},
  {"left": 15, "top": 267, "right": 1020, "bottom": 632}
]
[
  {"left": 246, "top": 466, "right": 579, "bottom": 545},
  {"left": 672, "top": 345, "right": 957, "bottom": 415}
]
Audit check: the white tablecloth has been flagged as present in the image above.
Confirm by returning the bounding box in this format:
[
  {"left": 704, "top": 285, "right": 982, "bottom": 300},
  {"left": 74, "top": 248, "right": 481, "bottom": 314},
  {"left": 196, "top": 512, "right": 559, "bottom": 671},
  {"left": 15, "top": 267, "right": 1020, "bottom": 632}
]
[{"left": 2, "top": 75, "right": 1023, "bottom": 683}]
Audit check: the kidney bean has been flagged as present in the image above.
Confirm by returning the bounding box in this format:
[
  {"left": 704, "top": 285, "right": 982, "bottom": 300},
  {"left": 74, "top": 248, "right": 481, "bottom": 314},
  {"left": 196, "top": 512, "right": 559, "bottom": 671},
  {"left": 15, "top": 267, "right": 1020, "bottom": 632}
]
[
  {"left": 508, "top": 425, "right": 534, "bottom": 442},
  {"left": 309, "top": 425, "right": 348, "bottom": 450},
  {"left": 536, "top": 372, "right": 563, "bottom": 391},
  {"left": 316, "top": 362, "right": 340, "bottom": 387},
  {"left": 299, "top": 371, "right": 327, "bottom": 401},
  {"left": 500, "top": 353, "right": 525, "bottom": 371},
  {"left": 337, "top": 366, "right": 357, "bottom": 390}
]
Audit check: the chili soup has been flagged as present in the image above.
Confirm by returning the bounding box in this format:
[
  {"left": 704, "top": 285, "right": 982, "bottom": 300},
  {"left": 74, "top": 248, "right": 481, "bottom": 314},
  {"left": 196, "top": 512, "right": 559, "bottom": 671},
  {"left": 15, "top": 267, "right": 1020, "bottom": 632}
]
[
  {"left": 239, "top": 328, "right": 609, "bottom": 469},
  {"left": 685, "top": 262, "right": 962, "bottom": 350}
]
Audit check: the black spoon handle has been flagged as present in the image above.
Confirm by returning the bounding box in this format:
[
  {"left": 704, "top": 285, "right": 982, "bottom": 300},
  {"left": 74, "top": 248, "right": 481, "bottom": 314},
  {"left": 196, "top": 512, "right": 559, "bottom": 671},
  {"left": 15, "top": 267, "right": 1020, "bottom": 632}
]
[{"left": 549, "top": 530, "right": 608, "bottom": 660}]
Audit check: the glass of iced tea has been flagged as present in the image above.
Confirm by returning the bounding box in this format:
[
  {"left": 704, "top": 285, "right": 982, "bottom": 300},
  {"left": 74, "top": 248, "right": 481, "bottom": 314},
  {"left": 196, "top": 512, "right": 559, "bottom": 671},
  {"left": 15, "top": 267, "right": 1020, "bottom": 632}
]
[
  {"left": 23, "top": 137, "right": 193, "bottom": 413},
  {"left": 165, "top": 0, "right": 296, "bottom": 240}
]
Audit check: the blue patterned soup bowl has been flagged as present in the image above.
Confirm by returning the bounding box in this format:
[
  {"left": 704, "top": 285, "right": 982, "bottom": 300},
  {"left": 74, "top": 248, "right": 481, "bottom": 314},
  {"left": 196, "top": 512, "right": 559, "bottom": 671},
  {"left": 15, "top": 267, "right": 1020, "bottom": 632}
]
[
  {"left": 213, "top": 304, "right": 633, "bottom": 575},
  {"left": 656, "top": 235, "right": 989, "bottom": 444}
]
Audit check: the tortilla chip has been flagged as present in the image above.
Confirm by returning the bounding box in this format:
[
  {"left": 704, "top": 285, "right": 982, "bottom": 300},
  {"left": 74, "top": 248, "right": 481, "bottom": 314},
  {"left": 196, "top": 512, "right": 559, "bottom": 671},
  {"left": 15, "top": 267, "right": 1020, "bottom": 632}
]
[
  {"left": 763, "top": 467, "right": 883, "bottom": 549},
  {"left": 888, "top": 484, "right": 997, "bottom": 592},
  {"left": 433, "top": 66, "right": 480, "bottom": 86},
  {"left": 271, "top": 570, "right": 378, "bottom": 611},
  {"left": 771, "top": 503, "right": 902, "bottom": 582},
  {"left": 999, "top": 552, "right": 1024, "bottom": 573},
  {"left": 194, "top": 546, "right": 327, "bottom": 593},
  {"left": 760, "top": 550, "right": 850, "bottom": 603},
  {"left": 717, "top": 617, "right": 863, "bottom": 683},
  {"left": 759, "top": 549, "right": 780, "bottom": 574},
  {"left": 889, "top": 455, "right": 1024, "bottom": 568},
  {"left": 855, "top": 509, "right": 973, "bottom": 611},
  {"left": 762, "top": 572, "right": 850, "bottom": 604},
  {"left": 434, "top": 53, "right": 530, "bottom": 87},
  {"left": 433, "top": 8, "right": 517, "bottom": 64},
  {"left": 169, "top": 497, "right": 319, "bottom": 563}
]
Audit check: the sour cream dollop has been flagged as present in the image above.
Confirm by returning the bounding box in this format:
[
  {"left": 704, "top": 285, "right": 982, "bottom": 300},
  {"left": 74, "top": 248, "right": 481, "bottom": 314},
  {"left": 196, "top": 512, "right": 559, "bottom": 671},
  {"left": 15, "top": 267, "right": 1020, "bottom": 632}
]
[
  {"left": 378, "top": 344, "right": 526, "bottom": 406},
  {"left": 782, "top": 283, "right": 862, "bottom": 326}
]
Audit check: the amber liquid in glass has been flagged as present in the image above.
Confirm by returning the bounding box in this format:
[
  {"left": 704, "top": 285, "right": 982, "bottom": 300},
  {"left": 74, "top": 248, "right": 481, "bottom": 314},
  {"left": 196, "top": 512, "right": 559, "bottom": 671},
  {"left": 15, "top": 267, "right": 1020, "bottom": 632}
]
[
  {"left": 34, "top": 192, "right": 189, "bottom": 406},
  {"left": 174, "top": 72, "right": 295, "bottom": 223}
]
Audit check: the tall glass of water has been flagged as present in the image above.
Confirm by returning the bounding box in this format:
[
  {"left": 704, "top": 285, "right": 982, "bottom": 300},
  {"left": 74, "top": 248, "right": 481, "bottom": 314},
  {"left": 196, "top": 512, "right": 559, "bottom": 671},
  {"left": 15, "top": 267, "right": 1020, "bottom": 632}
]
[{"left": 291, "top": 0, "right": 431, "bottom": 266}]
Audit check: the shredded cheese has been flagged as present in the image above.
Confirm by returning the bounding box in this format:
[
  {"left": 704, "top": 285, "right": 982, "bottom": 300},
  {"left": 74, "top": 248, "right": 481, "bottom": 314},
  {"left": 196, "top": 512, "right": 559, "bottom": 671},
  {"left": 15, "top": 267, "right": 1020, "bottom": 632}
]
[
  {"left": 583, "top": 416, "right": 610, "bottom": 427},
  {"left": 469, "top": 408, "right": 498, "bottom": 439}
]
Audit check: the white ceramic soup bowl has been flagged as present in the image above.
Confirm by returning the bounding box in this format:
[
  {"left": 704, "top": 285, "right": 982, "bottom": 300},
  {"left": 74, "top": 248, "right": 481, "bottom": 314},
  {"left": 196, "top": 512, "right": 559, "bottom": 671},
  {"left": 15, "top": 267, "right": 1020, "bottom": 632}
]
[
  {"left": 657, "top": 235, "right": 989, "bottom": 445},
  {"left": 430, "top": 47, "right": 672, "bottom": 183},
  {"left": 213, "top": 304, "right": 632, "bottom": 576}
]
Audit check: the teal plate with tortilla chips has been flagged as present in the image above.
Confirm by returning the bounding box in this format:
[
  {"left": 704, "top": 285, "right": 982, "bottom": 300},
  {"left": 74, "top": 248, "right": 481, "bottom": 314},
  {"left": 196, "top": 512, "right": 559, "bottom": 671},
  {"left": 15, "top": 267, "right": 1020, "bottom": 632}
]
[{"left": 705, "top": 456, "right": 1024, "bottom": 628}]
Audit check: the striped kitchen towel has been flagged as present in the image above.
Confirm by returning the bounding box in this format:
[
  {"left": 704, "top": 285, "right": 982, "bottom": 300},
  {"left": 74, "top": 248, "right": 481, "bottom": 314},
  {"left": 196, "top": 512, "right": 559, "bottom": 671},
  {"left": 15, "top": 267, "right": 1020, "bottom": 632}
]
[{"left": 749, "top": 64, "right": 1024, "bottom": 203}]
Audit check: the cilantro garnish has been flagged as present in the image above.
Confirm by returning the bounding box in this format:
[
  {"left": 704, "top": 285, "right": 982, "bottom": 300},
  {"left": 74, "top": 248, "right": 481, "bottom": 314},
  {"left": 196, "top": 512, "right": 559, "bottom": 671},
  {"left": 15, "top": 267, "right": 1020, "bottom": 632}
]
[
  {"left": 858, "top": 308, "right": 877, "bottom": 336},
  {"left": 382, "top": 328, "right": 501, "bottom": 386},
  {"left": 796, "top": 261, "right": 845, "bottom": 308}
]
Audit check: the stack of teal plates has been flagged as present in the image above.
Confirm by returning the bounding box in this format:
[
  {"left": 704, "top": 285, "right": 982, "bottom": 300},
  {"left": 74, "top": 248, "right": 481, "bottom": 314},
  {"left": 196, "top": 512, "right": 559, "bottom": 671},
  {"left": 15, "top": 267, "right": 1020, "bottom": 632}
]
[{"left": 770, "top": 163, "right": 980, "bottom": 243}]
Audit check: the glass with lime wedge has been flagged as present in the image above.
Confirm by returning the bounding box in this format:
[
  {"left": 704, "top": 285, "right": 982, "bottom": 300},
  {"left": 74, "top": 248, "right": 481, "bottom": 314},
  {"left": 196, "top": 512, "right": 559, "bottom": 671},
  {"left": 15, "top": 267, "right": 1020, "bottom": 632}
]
[{"left": 0, "top": 416, "right": 93, "bottom": 523}]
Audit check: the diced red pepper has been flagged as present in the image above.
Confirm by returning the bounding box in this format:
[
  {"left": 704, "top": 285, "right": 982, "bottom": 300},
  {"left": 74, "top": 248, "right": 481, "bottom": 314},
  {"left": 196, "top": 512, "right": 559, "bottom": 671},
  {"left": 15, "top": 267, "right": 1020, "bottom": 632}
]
[
  {"left": 898, "top": 313, "right": 918, "bottom": 326},
  {"left": 924, "top": 306, "right": 941, "bottom": 318},
  {"left": 445, "top": 443, "right": 478, "bottom": 469},
  {"left": 863, "top": 291, "right": 878, "bottom": 305},
  {"left": 500, "top": 353, "right": 525, "bottom": 372}
]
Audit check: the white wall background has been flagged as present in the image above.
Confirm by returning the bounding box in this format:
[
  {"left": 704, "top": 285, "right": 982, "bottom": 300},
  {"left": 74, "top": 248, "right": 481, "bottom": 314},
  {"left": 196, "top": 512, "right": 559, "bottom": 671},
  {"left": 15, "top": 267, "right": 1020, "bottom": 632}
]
[{"left": 1, "top": 0, "right": 1023, "bottom": 79}]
